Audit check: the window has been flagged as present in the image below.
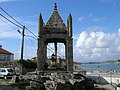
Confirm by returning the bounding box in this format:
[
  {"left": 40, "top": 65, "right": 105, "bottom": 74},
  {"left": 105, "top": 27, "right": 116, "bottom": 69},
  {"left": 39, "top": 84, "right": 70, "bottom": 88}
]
[
  {"left": 7, "top": 69, "right": 13, "bottom": 72},
  {"left": 1, "top": 69, "right": 6, "bottom": 72}
]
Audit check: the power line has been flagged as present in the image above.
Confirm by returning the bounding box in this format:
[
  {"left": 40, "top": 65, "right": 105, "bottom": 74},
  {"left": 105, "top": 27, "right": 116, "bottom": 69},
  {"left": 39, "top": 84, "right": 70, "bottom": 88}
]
[
  {"left": 47, "top": 48, "right": 54, "bottom": 53},
  {"left": 25, "top": 28, "right": 38, "bottom": 39},
  {"left": 25, "top": 30, "right": 37, "bottom": 40},
  {"left": 0, "top": 7, "right": 23, "bottom": 27},
  {"left": 25, "top": 30, "right": 37, "bottom": 48},
  {"left": 0, "top": 7, "right": 64, "bottom": 58},
  {"left": 0, "top": 18, "right": 17, "bottom": 30},
  {"left": 48, "top": 45, "right": 64, "bottom": 57},
  {"left": 0, "top": 14, "right": 23, "bottom": 29},
  {"left": 0, "top": 7, "right": 37, "bottom": 39},
  {"left": 0, "top": 14, "right": 63, "bottom": 57},
  {"left": 26, "top": 37, "right": 37, "bottom": 49}
]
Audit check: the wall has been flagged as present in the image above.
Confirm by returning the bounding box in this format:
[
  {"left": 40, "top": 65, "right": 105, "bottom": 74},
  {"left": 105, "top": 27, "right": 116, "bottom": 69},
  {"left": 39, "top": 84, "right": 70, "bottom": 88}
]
[{"left": 0, "top": 53, "right": 14, "bottom": 61}]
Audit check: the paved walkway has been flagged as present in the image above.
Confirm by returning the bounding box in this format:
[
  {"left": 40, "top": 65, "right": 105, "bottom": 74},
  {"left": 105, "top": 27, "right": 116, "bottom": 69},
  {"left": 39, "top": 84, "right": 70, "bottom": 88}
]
[{"left": 95, "top": 84, "right": 116, "bottom": 90}]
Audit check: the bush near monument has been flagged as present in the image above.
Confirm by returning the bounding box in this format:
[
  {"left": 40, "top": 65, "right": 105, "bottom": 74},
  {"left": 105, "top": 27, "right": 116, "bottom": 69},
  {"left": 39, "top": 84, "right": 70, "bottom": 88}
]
[{"left": 16, "top": 59, "right": 37, "bottom": 69}]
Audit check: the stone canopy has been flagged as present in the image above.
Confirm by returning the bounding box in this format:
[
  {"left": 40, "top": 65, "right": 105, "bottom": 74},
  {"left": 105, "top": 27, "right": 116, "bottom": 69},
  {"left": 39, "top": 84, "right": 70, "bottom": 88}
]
[{"left": 37, "top": 3, "right": 73, "bottom": 72}]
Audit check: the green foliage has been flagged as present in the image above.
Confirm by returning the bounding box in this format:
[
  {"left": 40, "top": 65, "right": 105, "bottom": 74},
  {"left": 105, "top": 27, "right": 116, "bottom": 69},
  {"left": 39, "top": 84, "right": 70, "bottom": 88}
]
[
  {"left": 14, "top": 59, "right": 37, "bottom": 69},
  {"left": 26, "top": 86, "right": 36, "bottom": 90},
  {"left": 2, "top": 79, "right": 11, "bottom": 84},
  {"left": 10, "top": 83, "right": 29, "bottom": 90}
]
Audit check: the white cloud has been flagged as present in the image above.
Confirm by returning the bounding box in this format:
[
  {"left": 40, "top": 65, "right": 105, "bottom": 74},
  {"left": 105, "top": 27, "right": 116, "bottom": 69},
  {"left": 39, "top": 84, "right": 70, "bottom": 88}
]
[
  {"left": 78, "top": 16, "right": 85, "bottom": 22},
  {"left": 81, "top": 26, "right": 107, "bottom": 32},
  {"left": 75, "top": 29, "right": 120, "bottom": 62},
  {"left": 88, "top": 13, "right": 106, "bottom": 22},
  {"left": 88, "top": 13, "right": 94, "bottom": 17},
  {"left": 93, "top": 17, "right": 106, "bottom": 22},
  {"left": 0, "top": 18, "right": 21, "bottom": 39},
  {"left": 0, "top": 23, "right": 18, "bottom": 39}
]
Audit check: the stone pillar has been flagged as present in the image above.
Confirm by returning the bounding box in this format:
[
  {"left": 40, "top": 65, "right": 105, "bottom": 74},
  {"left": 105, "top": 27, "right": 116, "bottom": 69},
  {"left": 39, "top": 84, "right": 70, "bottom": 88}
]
[
  {"left": 65, "top": 43, "right": 68, "bottom": 71},
  {"left": 66, "top": 13, "right": 73, "bottom": 72},
  {"left": 37, "top": 38, "right": 44, "bottom": 71},
  {"left": 44, "top": 43, "right": 47, "bottom": 61},
  {"left": 54, "top": 42, "right": 57, "bottom": 62},
  {"left": 66, "top": 38, "right": 73, "bottom": 72}
]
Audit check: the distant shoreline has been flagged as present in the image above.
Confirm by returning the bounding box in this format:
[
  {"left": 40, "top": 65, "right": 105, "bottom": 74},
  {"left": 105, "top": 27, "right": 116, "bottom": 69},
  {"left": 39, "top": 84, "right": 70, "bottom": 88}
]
[{"left": 80, "top": 60, "right": 120, "bottom": 64}]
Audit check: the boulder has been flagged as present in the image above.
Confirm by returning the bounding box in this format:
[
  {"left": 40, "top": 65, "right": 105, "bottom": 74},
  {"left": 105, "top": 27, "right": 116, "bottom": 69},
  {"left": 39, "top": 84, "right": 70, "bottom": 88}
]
[{"left": 9, "top": 75, "right": 20, "bottom": 84}]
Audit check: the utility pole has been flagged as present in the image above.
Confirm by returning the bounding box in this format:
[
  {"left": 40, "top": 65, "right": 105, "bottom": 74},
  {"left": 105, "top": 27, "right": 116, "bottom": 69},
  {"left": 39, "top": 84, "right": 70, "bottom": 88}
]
[{"left": 21, "top": 26, "right": 25, "bottom": 60}]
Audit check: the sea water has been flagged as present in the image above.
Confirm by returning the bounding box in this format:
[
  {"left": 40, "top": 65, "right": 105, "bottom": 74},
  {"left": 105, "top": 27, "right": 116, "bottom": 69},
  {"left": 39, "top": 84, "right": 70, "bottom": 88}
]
[{"left": 80, "top": 63, "right": 120, "bottom": 71}]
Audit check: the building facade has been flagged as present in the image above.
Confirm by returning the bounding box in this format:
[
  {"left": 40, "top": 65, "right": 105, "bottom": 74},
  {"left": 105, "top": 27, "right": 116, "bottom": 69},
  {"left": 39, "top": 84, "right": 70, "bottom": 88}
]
[{"left": 0, "top": 45, "right": 14, "bottom": 62}]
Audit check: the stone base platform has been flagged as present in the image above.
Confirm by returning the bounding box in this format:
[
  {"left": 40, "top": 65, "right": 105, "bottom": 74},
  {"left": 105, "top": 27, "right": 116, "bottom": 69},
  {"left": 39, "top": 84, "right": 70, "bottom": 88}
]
[{"left": 17, "top": 72, "right": 95, "bottom": 90}]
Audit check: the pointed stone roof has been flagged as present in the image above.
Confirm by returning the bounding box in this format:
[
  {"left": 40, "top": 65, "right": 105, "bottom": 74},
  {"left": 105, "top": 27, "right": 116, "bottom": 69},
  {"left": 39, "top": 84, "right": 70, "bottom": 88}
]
[{"left": 46, "top": 3, "right": 66, "bottom": 29}]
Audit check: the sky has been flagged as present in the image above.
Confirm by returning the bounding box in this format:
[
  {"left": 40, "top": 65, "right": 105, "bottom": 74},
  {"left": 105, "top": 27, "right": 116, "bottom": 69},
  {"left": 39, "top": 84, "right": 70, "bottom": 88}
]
[{"left": 0, "top": 0, "right": 120, "bottom": 62}]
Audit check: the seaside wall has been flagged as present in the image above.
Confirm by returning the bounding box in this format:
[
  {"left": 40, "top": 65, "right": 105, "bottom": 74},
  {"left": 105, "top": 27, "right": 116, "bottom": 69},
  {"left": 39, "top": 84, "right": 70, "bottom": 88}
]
[
  {"left": 103, "top": 77, "right": 120, "bottom": 84},
  {"left": 87, "top": 74, "right": 120, "bottom": 84}
]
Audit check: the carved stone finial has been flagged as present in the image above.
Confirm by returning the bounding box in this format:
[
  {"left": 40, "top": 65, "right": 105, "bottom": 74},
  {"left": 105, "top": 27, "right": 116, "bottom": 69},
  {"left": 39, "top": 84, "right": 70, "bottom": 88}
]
[
  {"left": 69, "top": 13, "right": 72, "bottom": 18},
  {"left": 54, "top": 3, "right": 57, "bottom": 10}
]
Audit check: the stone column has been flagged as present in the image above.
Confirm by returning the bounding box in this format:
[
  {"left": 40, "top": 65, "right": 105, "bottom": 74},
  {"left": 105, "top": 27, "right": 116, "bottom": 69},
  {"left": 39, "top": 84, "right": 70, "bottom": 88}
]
[
  {"left": 65, "top": 43, "right": 68, "bottom": 71},
  {"left": 54, "top": 42, "right": 57, "bottom": 62},
  {"left": 37, "top": 38, "right": 44, "bottom": 72},
  {"left": 44, "top": 43, "right": 47, "bottom": 61},
  {"left": 66, "top": 38, "right": 73, "bottom": 72}
]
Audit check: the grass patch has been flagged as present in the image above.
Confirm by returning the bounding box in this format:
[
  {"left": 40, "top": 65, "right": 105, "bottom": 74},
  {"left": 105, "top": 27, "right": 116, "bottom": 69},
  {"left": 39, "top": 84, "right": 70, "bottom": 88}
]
[
  {"left": 26, "top": 86, "right": 36, "bottom": 90},
  {"left": 10, "top": 82, "right": 29, "bottom": 90},
  {"left": 1, "top": 79, "right": 11, "bottom": 85}
]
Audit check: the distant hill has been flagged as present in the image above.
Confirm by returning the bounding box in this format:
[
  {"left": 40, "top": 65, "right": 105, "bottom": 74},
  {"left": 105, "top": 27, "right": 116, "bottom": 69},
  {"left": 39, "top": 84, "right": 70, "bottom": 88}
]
[{"left": 81, "top": 60, "right": 119, "bottom": 64}]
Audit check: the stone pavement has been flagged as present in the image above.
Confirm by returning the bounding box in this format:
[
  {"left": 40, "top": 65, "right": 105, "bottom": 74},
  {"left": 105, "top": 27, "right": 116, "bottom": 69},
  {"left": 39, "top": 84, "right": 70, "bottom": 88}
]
[{"left": 95, "top": 84, "right": 116, "bottom": 90}]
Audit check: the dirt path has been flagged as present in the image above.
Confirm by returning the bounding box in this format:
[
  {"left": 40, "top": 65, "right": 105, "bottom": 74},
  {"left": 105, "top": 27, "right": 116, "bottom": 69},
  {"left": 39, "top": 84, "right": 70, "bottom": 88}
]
[
  {"left": 0, "top": 85, "right": 19, "bottom": 90},
  {"left": 0, "top": 79, "right": 19, "bottom": 90}
]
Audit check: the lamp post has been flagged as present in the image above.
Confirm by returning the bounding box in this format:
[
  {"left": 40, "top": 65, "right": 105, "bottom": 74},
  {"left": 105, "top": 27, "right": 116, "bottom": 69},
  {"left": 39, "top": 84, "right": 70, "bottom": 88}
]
[
  {"left": 110, "top": 70, "right": 112, "bottom": 85},
  {"left": 98, "top": 65, "right": 101, "bottom": 84}
]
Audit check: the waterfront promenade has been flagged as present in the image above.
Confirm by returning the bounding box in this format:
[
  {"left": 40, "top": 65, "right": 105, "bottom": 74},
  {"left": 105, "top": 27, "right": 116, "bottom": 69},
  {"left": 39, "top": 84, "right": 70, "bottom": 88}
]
[
  {"left": 86, "top": 71, "right": 120, "bottom": 85},
  {"left": 86, "top": 71, "right": 120, "bottom": 90}
]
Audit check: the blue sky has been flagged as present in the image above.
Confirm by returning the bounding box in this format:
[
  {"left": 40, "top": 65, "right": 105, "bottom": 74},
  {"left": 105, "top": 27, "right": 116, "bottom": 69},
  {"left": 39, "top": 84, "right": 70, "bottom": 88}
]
[{"left": 0, "top": 0, "right": 120, "bottom": 62}]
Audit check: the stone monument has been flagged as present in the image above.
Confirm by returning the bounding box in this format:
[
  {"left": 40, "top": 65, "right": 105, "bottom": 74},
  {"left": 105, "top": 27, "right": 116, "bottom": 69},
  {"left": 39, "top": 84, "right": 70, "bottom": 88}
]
[{"left": 37, "top": 3, "right": 73, "bottom": 72}]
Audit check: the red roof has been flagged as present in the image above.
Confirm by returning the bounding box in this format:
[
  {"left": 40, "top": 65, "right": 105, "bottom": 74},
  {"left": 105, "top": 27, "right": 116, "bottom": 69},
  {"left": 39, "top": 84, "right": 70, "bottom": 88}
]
[
  {"left": 31, "top": 57, "right": 37, "bottom": 60},
  {"left": 0, "top": 48, "right": 13, "bottom": 55}
]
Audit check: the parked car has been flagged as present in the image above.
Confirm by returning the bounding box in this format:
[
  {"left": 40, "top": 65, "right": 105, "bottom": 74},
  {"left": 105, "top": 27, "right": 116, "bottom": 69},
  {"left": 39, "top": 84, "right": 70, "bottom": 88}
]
[
  {"left": 0, "top": 68, "right": 14, "bottom": 79},
  {"left": 117, "top": 83, "right": 120, "bottom": 90}
]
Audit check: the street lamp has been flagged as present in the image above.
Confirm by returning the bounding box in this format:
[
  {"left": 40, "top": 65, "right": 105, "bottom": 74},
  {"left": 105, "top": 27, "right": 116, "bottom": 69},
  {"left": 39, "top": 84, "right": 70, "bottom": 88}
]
[
  {"left": 110, "top": 70, "right": 112, "bottom": 85},
  {"left": 97, "top": 65, "right": 101, "bottom": 84}
]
